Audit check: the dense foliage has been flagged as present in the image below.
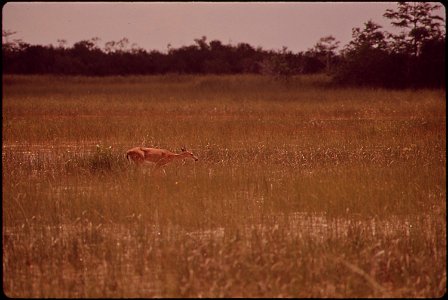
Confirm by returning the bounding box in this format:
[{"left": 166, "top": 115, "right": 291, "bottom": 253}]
[
  {"left": 334, "top": 2, "right": 445, "bottom": 88},
  {"left": 2, "top": 35, "right": 325, "bottom": 77},
  {"left": 2, "top": 2, "right": 445, "bottom": 88}
]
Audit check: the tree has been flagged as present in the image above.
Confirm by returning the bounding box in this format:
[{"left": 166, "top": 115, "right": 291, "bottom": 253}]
[
  {"left": 57, "top": 39, "right": 67, "bottom": 49},
  {"left": 383, "top": 2, "right": 445, "bottom": 56},
  {"left": 334, "top": 2, "right": 445, "bottom": 88},
  {"left": 2, "top": 30, "right": 16, "bottom": 44},
  {"left": 309, "top": 35, "right": 340, "bottom": 73},
  {"left": 194, "top": 36, "right": 209, "bottom": 51},
  {"left": 344, "top": 20, "right": 387, "bottom": 53},
  {"left": 335, "top": 20, "right": 404, "bottom": 87},
  {"left": 2, "top": 30, "right": 25, "bottom": 52},
  {"left": 258, "top": 47, "right": 293, "bottom": 80}
]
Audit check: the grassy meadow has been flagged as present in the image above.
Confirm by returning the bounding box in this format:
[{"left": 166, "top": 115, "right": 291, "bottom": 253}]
[{"left": 2, "top": 74, "right": 446, "bottom": 297}]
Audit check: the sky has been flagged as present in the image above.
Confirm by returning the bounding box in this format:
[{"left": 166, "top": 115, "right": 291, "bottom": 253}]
[{"left": 2, "top": 2, "right": 446, "bottom": 53}]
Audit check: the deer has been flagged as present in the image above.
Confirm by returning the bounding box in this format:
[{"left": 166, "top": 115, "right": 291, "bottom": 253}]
[{"left": 126, "top": 146, "right": 198, "bottom": 172}]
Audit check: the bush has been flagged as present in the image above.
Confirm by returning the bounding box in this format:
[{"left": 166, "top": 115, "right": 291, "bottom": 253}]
[
  {"left": 89, "top": 144, "right": 115, "bottom": 172},
  {"left": 64, "top": 144, "right": 126, "bottom": 174},
  {"left": 334, "top": 47, "right": 408, "bottom": 88}
]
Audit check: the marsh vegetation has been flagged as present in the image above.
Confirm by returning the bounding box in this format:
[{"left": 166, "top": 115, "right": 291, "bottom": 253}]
[{"left": 2, "top": 75, "right": 446, "bottom": 297}]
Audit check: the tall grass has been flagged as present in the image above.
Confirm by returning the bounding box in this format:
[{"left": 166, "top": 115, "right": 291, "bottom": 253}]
[{"left": 2, "top": 74, "right": 446, "bottom": 297}]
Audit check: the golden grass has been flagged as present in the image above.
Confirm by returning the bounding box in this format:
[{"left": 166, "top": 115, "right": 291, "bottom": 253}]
[{"left": 2, "top": 74, "right": 446, "bottom": 297}]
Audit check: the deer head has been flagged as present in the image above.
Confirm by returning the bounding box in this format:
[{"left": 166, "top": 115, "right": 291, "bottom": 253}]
[{"left": 180, "top": 146, "right": 198, "bottom": 161}]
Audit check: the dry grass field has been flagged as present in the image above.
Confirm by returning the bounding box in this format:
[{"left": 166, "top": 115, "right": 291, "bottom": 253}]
[{"left": 2, "top": 74, "right": 446, "bottom": 297}]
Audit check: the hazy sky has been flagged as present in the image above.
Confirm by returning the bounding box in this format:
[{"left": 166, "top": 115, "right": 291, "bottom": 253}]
[{"left": 2, "top": 2, "right": 446, "bottom": 53}]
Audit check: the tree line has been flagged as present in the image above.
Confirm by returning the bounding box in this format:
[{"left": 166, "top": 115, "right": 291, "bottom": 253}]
[
  {"left": 2, "top": 2, "right": 445, "bottom": 88},
  {"left": 2, "top": 35, "right": 326, "bottom": 77}
]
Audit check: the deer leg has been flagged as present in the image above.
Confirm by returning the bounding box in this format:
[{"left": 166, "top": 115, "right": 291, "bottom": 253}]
[{"left": 152, "top": 159, "right": 169, "bottom": 175}]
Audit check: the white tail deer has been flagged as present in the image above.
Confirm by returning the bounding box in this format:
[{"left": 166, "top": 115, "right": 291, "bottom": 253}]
[{"left": 126, "top": 146, "right": 198, "bottom": 171}]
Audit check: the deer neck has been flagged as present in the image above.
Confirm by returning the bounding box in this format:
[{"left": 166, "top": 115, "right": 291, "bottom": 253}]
[{"left": 175, "top": 152, "right": 189, "bottom": 159}]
